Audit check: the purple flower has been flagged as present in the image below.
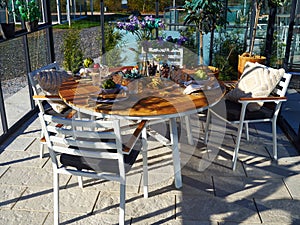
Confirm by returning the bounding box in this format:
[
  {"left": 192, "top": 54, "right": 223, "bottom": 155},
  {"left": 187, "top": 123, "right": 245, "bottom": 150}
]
[
  {"left": 180, "top": 36, "right": 188, "bottom": 42},
  {"left": 115, "top": 15, "right": 164, "bottom": 41},
  {"left": 166, "top": 36, "right": 173, "bottom": 42},
  {"left": 116, "top": 22, "right": 125, "bottom": 29}
]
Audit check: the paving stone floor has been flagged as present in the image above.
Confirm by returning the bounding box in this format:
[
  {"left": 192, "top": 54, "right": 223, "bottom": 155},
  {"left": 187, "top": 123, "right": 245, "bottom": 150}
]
[{"left": 0, "top": 112, "right": 300, "bottom": 225}]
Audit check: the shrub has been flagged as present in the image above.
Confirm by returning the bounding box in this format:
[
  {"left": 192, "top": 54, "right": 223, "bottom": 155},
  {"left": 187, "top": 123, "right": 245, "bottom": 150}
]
[{"left": 61, "top": 30, "right": 83, "bottom": 74}]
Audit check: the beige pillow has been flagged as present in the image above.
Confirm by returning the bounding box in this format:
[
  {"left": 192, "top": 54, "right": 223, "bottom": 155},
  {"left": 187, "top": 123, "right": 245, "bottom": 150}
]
[
  {"left": 36, "top": 70, "right": 71, "bottom": 113},
  {"left": 225, "top": 62, "right": 285, "bottom": 111}
]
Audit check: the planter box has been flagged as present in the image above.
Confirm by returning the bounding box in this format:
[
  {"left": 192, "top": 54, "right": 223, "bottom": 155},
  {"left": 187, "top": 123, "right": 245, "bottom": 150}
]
[
  {"left": 25, "top": 20, "right": 38, "bottom": 32},
  {"left": 238, "top": 53, "right": 266, "bottom": 78}
]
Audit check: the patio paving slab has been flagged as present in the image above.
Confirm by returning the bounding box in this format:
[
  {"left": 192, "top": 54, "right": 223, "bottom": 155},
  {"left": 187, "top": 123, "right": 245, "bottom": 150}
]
[
  {"left": 0, "top": 136, "right": 35, "bottom": 152},
  {"left": 176, "top": 195, "right": 261, "bottom": 223},
  {"left": 44, "top": 212, "right": 126, "bottom": 225},
  {"left": 0, "top": 149, "right": 48, "bottom": 168},
  {"left": 0, "top": 165, "right": 9, "bottom": 177},
  {"left": 0, "top": 209, "right": 49, "bottom": 225},
  {"left": 243, "top": 158, "right": 300, "bottom": 178},
  {"left": 66, "top": 172, "right": 142, "bottom": 194},
  {"left": 97, "top": 191, "right": 175, "bottom": 217},
  {"left": 0, "top": 166, "right": 69, "bottom": 187},
  {"left": 283, "top": 173, "right": 300, "bottom": 200},
  {"left": 131, "top": 217, "right": 219, "bottom": 225},
  {"left": 15, "top": 186, "right": 100, "bottom": 214},
  {"left": 255, "top": 198, "right": 300, "bottom": 224},
  {"left": 213, "top": 176, "right": 291, "bottom": 200},
  {"left": 0, "top": 185, "right": 27, "bottom": 209}
]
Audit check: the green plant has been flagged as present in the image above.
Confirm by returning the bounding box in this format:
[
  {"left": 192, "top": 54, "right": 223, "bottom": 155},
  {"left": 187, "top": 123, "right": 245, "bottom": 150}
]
[
  {"left": 260, "top": 31, "right": 286, "bottom": 68},
  {"left": 15, "top": 0, "right": 40, "bottom": 22},
  {"left": 98, "top": 23, "right": 125, "bottom": 67},
  {"left": 213, "top": 27, "right": 244, "bottom": 80},
  {"left": 62, "top": 30, "right": 83, "bottom": 74},
  {"left": 183, "top": 0, "right": 229, "bottom": 65},
  {"left": 264, "top": 0, "right": 287, "bottom": 65}
]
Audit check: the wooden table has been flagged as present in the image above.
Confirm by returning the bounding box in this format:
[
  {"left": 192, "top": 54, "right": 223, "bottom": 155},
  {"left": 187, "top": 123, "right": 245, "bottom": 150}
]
[{"left": 59, "top": 76, "right": 224, "bottom": 188}]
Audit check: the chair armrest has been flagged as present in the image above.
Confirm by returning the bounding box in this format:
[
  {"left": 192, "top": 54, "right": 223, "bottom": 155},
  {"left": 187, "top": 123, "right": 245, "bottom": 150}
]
[
  {"left": 33, "top": 95, "right": 62, "bottom": 101},
  {"left": 123, "top": 120, "right": 147, "bottom": 153},
  {"left": 239, "top": 96, "right": 287, "bottom": 103}
]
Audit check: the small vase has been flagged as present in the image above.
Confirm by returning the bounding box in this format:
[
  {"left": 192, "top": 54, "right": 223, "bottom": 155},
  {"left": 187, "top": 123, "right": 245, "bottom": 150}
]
[{"left": 25, "top": 20, "right": 39, "bottom": 32}]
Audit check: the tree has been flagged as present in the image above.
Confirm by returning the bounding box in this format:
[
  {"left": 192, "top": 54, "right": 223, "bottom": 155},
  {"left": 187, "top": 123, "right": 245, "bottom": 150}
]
[
  {"left": 264, "top": 0, "right": 286, "bottom": 66},
  {"left": 183, "top": 0, "right": 229, "bottom": 65}
]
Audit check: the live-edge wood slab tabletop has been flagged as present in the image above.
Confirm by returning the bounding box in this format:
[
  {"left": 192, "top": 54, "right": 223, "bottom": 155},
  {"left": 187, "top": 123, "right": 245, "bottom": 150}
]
[{"left": 59, "top": 76, "right": 224, "bottom": 120}]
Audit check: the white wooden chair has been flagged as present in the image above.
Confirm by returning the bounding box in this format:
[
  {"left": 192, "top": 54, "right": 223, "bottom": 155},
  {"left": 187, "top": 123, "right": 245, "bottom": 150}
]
[
  {"left": 28, "top": 62, "right": 76, "bottom": 158},
  {"left": 39, "top": 113, "right": 148, "bottom": 225},
  {"left": 205, "top": 72, "right": 292, "bottom": 170}
]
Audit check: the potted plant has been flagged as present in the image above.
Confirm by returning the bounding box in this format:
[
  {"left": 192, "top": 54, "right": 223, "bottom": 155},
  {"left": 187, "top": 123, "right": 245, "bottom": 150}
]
[
  {"left": 0, "top": 0, "right": 15, "bottom": 39},
  {"left": 15, "top": 0, "right": 40, "bottom": 32}
]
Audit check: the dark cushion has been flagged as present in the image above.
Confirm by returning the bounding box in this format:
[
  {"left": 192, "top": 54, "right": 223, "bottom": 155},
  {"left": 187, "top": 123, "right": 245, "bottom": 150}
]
[
  {"left": 217, "top": 100, "right": 275, "bottom": 122},
  {"left": 59, "top": 139, "right": 141, "bottom": 174}
]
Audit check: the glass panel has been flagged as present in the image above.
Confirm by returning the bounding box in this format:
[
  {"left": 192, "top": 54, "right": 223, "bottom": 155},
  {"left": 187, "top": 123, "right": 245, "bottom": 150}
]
[
  {"left": 28, "top": 30, "right": 51, "bottom": 70},
  {"left": 0, "top": 36, "right": 30, "bottom": 129},
  {"left": 0, "top": 109, "right": 3, "bottom": 136}
]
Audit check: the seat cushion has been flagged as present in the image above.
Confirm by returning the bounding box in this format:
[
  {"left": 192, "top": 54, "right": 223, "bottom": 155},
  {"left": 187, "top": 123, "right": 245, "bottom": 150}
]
[
  {"left": 36, "top": 69, "right": 71, "bottom": 113},
  {"left": 225, "top": 62, "right": 285, "bottom": 111},
  {"left": 225, "top": 100, "right": 274, "bottom": 121},
  {"left": 59, "top": 139, "right": 142, "bottom": 174}
]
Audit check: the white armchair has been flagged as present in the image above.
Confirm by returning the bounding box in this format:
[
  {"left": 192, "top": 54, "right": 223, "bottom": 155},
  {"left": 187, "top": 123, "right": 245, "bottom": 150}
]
[{"left": 205, "top": 63, "right": 292, "bottom": 170}]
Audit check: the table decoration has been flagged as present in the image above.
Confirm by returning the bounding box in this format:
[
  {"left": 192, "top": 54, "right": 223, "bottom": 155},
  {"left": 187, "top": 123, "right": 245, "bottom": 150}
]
[{"left": 116, "top": 15, "right": 164, "bottom": 76}]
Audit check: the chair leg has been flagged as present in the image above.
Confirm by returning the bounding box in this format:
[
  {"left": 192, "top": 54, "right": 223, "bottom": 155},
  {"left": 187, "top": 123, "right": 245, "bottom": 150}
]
[
  {"left": 78, "top": 176, "right": 83, "bottom": 188},
  {"left": 204, "top": 109, "right": 211, "bottom": 145},
  {"left": 232, "top": 122, "right": 244, "bottom": 170},
  {"left": 245, "top": 122, "right": 249, "bottom": 141},
  {"left": 272, "top": 120, "right": 278, "bottom": 160},
  {"left": 53, "top": 172, "right": 59, "bottom": 225},
  {"left": 119, "top": 183, "right": 126, "bottom": 225},
  {"left": 184, "top": 115, "right": 194, "bottom": 145},
  {"left": 40, "top": 131, "right": 45, "bottom": 158},
  {"left": 40, "top": 142, "right": 45, "bottom": 158},
  {"left": 142, "top": 128, "right": 148, "bottom": 198}
]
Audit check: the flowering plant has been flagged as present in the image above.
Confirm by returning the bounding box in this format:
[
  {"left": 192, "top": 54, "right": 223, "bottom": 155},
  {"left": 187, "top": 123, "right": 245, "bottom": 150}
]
[
  {"left": 116, "top": 15, "right": 164, "bottom": 41},
  {"left": 164, "top": 35, "right": 189, "bottom": 46}
]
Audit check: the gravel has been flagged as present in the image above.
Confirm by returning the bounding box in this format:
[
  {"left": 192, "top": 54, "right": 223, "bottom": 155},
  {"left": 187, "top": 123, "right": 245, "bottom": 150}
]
[{"left": 1, "top": 26, "right": 102, "bottom": 99}]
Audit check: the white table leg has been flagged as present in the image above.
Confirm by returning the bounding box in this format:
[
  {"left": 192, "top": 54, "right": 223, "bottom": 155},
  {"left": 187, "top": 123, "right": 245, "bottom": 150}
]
[
  {"left": 184, "top": 115, "right": 194, "bottom": 145},
  {"left": 169, "top": 118, "right": 182, "bottom": 189}
]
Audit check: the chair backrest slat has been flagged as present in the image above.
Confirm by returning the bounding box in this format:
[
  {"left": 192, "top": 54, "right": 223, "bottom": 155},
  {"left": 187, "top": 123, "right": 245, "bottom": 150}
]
[
  {"left": 44, "top": 114, "right": 114, "bottom": 129},
  {"left": 51, "top": 145, "right": 119, "bottom": 159},
  {"left": 273, "top": 73, "right": 292, "bottom": 97},
  {"left": 63, "top": 137, "right": 118, "bottom": 150},
  {"left": 50, "top": 127, "right": 116, "bottom": 140},
  {"left": 148, "top": 47, "right": 183, "bottom": 68},
  {"left": 43, "top": 114, "right": 123, "bottom": 159}
]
